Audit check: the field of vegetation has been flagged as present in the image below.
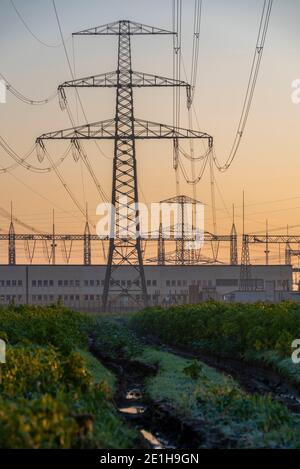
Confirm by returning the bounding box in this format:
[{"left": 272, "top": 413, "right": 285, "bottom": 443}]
[
  {"left": 132, "top": 301, "right": 300, "bottom": 387},
  {"left": 1, "top": 302, "right": 300, "bottom": 449},
  {"left": 93, "top": 319, "right": 300, "bottom": 448},
  {"left": 0, "top": 305, "right": 136, "bottom": 449}
]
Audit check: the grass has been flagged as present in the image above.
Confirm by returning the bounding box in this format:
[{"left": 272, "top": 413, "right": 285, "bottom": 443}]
[
  {"left": 92, "top": 319, "right": 300, "bottom": 449},
  {"left": 137, "top": 348, "right": 300, "bottom": 448},
  {"left": 132, "top": 302, "right": 300, "bottom": 388},
  {"left": 78, "top": 349, "right": 116, "bottom": 396}
]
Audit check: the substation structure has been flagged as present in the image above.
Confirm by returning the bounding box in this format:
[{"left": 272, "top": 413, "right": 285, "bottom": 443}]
[
  {"left": 4, "top": 20, "right": 298, "bottom": 310},
  {"left": 0, "top": 216, "right": 299, "bottom": 310}
]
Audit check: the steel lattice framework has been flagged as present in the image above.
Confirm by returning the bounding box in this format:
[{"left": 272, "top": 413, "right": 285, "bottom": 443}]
[{"left": 36, "top": 20, "right": 213, "bottom": 310}]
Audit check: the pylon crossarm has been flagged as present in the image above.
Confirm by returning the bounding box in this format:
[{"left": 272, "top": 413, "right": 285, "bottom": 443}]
[
  {"left": 73, "top": 20, "right": 175, "bottom": 36},
  {"left": 131, "top": 72, "right": 190, "bottom": 88},
  {"left": 36, "top": 119, "right": 116, "bottom": 141},
  {"left": 59, "top": 71, "right": 190, "bottom": 90},
  {"left": 134, "top": 120, "right": 213, "bottom": 141},
  {"left": 59, "top": 72, "right": 117, "bottom": 89},
  {"left": 37, "top": 118, "right": 212, "bottom": 142}
]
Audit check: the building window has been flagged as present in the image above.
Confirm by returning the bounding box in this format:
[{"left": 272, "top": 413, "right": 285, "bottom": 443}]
[
  {"left": 166, "top": 280, "right": 170, "bottom": 287},
  {"left": 38, "top": 280, "right": 42, "bottom": 287},
  {"left": 58, "top": 280, "right": 63, "bottom": 287},
  {"left": 70, "top": 280, "right": 74, "bottom": 287},
  {"left": 43, "top": 280, "right": 48, "bottom": 287},
  {"left": 75, "top": 295, "right": 80, "bottom": 301},
  {"left": 64, "top": 280, "right": 68, "bottom": 287},
  {"left": 90, "top": 295, "right": 94, "bottom": 301},
  {"left": 84, "top": 280, "right": 89, "bottom": 287},
  {"left": 84, "top": 295, "right": 89, "bottom": 301},
  {"left": 172, "top": 280, "right": 176, "bottom": 287},
  {"left": 147, "top": 280, "right": 151, "bottom": 287},
  {"left": 177, "top": 280, "right": 181, "bottom": 287},
  {"left": 75, "top": 280, "right": 80, "bottom": 287},
  {"left": 12, "top": 280, "right": 17, "bottom": 287},
  {"left": 152, "top": 280, "right": 157, "bottom": 287},
  {"left": 216, "top": 279, "right": 239, "bottom": 287},
  {"left": 6, "top": 280, "right": 11, "bottom": 287},
  {"left": 90, "top": 280, "right": 94, "bottom": 287}
]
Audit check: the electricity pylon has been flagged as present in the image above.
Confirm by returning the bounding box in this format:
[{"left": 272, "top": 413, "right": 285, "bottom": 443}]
[{"left": 36, "top": 20, "right": 213, "bottom": 311}]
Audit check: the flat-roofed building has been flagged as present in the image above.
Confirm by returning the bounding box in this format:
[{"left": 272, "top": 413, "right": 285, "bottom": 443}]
[{"left": 0, "top": 264, "right": 292, "bottom": 312}]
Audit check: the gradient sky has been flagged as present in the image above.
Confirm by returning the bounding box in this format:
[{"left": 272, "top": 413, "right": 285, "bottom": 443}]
[{"left": 1, "top": 0, "right": 300, "bottom": 263}]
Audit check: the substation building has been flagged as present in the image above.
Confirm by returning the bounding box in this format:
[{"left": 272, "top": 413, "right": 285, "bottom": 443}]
[{"left": 0, "top": 264, "right": 294, "bottom": 312}]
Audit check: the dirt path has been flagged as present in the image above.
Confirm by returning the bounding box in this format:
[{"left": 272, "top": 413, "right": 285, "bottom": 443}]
[
  {"left": 90, "top": 345, "right": 230, "bottom": 449},
  {"left": 150, "top": 340, "right": 300, "bottom": 415}
]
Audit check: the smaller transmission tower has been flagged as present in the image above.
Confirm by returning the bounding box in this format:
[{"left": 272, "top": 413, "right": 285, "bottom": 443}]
[
  {"left": 240, "top": 235, "right": 251, "bottom": 291},
  {"left": 8, "top": 204, "right": 16, "bottom": 266},
  {"left": 84, "top": 205, "right": 91, "bottom": 266},
  {"left": 230, "top": 205, "right": 238, "bottom": 265}
]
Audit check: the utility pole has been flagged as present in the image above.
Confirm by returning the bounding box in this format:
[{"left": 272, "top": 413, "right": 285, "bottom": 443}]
[
  {"left": 51, "top": 210, "right": 56, "bottom": 266},
  {"left": 265, "top": 219, "right": 270, "bottom": 265},
  {"left": 36, "top": 20, "right": 212, "bottom": 310},
  {"left": 240, "top": 191, "right": 251, "bottom": 291},
  {"left": 8, "top": 202, "right": 16, "bottom": 265},
  {"left": 84, "top": 203, "right": 91, "bottom": 266},
  {"left": 157, "top": 210, "right": 165, "bottom": 266},
  {"left": 230, "top": 204, "right": 238, "bottom": 265}
]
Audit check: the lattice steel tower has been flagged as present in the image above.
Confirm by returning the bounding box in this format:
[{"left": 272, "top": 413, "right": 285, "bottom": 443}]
[{"left": 37, "top": 20, "right": 212, "bottom": 310}]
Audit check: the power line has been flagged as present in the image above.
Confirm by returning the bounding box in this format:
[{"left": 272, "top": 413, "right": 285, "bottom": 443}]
[
  {"left": 172, "top": 0, "right": 183, "bottom": 195},
  {"left": 0, "top": 72, "right": 57, "bottom": 105},
  {"left": 0, "top": 137, "right": 71, "bottom": 173},
  {"left": 10, "top": 0, "right": 62, "bottom": 48},
  {"left": 213, "top": 0, "right": 274, "bottom": 172},
  {"left": 52, "top": 0, "right": 109, "bottom": 202},
  {"left": 0, "top": 205, "right": 44, "bottom": 234}
]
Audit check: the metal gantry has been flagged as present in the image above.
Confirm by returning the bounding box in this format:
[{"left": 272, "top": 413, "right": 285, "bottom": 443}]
[
  {"left": 0, "top": 227, "right": 234, "bottom": 266},
  {"left": 36, "top": 20, "right": 213, "bottom": 310}
]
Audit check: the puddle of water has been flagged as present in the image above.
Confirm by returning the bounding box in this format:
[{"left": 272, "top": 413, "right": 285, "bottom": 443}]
[
  {"left": 126, "top": 389, "right": 142, "bottom": 400},
  {"left": 140, "top": 429, "right": 164, "bottom": 449},
  {"left": 119, "top": 405, "right": 146, "bottom": 415}
]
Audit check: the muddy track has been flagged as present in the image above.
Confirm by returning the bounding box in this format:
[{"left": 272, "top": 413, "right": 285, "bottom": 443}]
[
  {"left": 90, "top": 344, "right": 231, "bottom": 449},
  {"left": 143, "top": 338, "right": 300, "bottom": 415}
]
